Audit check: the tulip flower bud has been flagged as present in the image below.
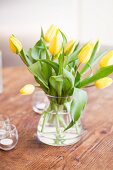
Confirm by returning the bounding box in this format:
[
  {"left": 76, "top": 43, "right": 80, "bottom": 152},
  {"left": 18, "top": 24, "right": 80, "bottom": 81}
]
[
  {"left": 78, "top": 43, "right": 94, "bottom": 64},
  {"left": 95, "top": 77, "right": 113, "bottom": 89},
  {"left": 44, "top": 25, "right": 58, "bottom": 42},
  {"left": 99, "top": 51, "right": 113, "bottom": 67},
  {"left": 49, "top": 30, "right": 61, "bottom": 56},
  {"left": 9, "top": 35, "right": 22, "bottom": 54},
  {"left": 20, "top": 84, "right": 35, "bottom": 95},
  {"left": 64, "top": 40, "right": 75, "bottom": 55}
]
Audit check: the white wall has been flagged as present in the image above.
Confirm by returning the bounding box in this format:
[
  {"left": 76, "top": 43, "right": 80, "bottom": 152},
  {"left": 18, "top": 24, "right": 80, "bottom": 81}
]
[{"left": 79, "top": 0, "right": 113, "bottom": 46}]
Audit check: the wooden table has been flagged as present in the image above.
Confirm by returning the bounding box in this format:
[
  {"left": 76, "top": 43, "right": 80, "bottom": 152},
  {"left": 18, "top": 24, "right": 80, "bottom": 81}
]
[{"left": 0, "top": 67, "right": 113, "bottom": 170}]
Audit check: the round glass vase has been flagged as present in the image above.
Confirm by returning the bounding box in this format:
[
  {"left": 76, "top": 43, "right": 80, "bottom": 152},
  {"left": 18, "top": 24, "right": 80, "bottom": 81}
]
[{"left": 37, "top": 95, "right": 84, "bottom": 146}]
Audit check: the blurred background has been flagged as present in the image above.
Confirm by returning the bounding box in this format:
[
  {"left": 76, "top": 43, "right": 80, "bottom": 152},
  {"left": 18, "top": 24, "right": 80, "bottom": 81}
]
[{"left": 0, "top": 0, "right": 113, "bottom": 67}]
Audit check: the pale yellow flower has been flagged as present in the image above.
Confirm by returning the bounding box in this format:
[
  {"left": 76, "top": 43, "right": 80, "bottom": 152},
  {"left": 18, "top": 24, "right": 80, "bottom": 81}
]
[
  {"left": 49, "top": 30, "right": 61, "bottom": 56},
  {"left": 9, "top": 35, "right": 22, "bottom": 54},
  {"left": 95, "top": 77, "right": 113, "bottom": 89},
  {"left": 20, "top": 84, "right": 35, "bottom": 95},
  {"left": 100, "top": 51, "right": 113, "bottom": 67},
  {"left": 44, "top": 25, "right": 58, "bottom": 42},
  {"left": 64, "top": 40, "right": 75, "bottom": 55},
  {"left": 78, "top": 43, "right": 94, "bottom": 64}
]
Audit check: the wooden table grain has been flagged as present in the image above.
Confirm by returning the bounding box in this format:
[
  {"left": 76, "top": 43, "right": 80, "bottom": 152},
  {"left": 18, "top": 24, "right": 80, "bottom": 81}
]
[{"left": 0, "top": 67, "right": 113, "bottom": 170}]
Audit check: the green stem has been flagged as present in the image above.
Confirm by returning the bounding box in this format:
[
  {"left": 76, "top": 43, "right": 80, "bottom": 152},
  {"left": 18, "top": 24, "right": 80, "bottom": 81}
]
[
  {"left": 56, "top": 113, "right": 61, "bottom": 137},
  {"left": 58, "top": 116, "right": 67, "bottom": 129},
  {"left": 75, "top": 121, "right": 80, "bottom": 135},
  {"left": 85, "top": 84, "right": 94, "bottom": 88},
  {"left": 54, "top": 104, "right": 61, "bottom": 137},
  {"left": 41, "top": 106, "right": 51, "bottom": 132},
  {"left": 76, "top": 63, "right": 81, "bottom": 72},
  {"left": 48, "top": 114, "right": 55, "bottom": 124},
  {"left": 41, "top": 112, "right": 48, "bottom": 132}
]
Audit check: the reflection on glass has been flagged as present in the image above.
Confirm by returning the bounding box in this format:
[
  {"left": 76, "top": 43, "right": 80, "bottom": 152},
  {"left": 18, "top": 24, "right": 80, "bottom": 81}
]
[{"left": 32, "top": 90, "right": 49, "bottom": 114}]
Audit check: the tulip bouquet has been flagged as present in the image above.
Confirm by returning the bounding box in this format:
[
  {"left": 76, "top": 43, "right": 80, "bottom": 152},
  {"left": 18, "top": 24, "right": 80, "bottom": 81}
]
[{"left": 9, "top": 25, "right": 113, "bottom": 145}]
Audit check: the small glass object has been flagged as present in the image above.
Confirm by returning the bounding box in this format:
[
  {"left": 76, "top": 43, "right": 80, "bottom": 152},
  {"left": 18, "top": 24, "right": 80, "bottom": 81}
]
[
  {"left": 32, "top": 90, "right": 49, "bottom": 114},
  {"left": 0, "top": 51, "right": 3, "bottom": 93},
  {"left": 0, "top": 115, "right": 10, "bottom": 139},
  {"left": 0, "top": 124, "right": 18, "bottom": 151}
]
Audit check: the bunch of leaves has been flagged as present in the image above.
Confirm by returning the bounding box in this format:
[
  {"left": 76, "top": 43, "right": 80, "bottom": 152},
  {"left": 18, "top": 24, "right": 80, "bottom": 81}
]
[{"left": 19, "top": 28, "right": 113, "bottom": 130}]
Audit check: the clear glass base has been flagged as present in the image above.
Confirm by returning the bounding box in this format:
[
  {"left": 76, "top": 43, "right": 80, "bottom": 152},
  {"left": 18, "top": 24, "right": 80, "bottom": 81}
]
[
  {"left": 37, "top": 130, "right": 83, "bottom": 146},
  {"left": 37, "top": 112, "right": 84, "bottom": 146}
]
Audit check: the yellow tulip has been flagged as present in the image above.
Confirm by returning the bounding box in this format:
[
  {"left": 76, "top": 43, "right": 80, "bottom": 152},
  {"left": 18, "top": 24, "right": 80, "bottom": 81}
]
[
  {"left": 9, "top": 35, "right": 22, "bottom": 54},
  {"left": 49, "top": 30, "right": 61, "bottom": 56},
  {"left": 99, "top": 51, "right": 113, "bottom": 67},
  {"left": 44, "top": 25, "right": 58, "bottom": 42},
  {"left": 20, "top": 84, "right": 35, "bottom": 95},
  {"left": 78, "top": 43, "right": 94, "bottom": 64},
  {"left": 64, "top": 40, "right": 75, "bottom": 55},
  {"left": 95, "top": 77, "right": 113, "bottom": 89}
]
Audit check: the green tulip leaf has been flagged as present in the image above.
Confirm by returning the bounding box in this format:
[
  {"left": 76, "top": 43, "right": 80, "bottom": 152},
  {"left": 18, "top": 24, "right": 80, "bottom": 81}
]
[
  {"left": 49, "top": 75, "right": 63, "bottom": 97},
  {"left": 63, "top": 68, "right": 75, "bottom": 86},
  {"left": 40, "top": 38, "right": 50, "bottom": 59},
  {"left": 80, "top": 40, "right": 100, "bottom": 74},
  {"left": 64, "top": 120, "right": 74, "bottom": 131},
  {"left": 79, "top": 65, "right": 113, "bottom": 88},
  {"left": 38, "top": 59, "right": 59, "bottom": 74},
  {"left": 71, "top": 88, "right": 88, "bottom": 122},
  {"left": 58, "top": 53, "right": 64, "bottom": 74},
  {"left": 59, "top": 30, "right": 67, "bottom": 46},
  {"left": 62, "top": 78, "right": 73, "bottom": 96},
  {"left": 20, "top": 49, "right": 32, "bottom": 66},
  {"left": 41, "top": 27, "right": 44, "bottom": 38},
  {"left": 74, "top": 71, "right": 81, "bottom": 87},
  {"left": 27, "top": 48, "right": 36, "bottom": 63},
  {"left": 73, "top": 42, "right": 79, "bottom": 52},
  {"left": 28, "top": 61, "right": 51, "bottom": 90},
  {"left": 30, "top": 46, "right": 40, "bottom": 60},
  {"left": 35, "top": 38, "right": 50, "bottom": 59},
  {"left": 35, "top": 76, "right": 48, "bottom": 92},
  {"left": 64, "top": 88, "right": 88, "bottom": 130},
  {"left": 68, "top": 49, "right": 80, "bottom": 63}
]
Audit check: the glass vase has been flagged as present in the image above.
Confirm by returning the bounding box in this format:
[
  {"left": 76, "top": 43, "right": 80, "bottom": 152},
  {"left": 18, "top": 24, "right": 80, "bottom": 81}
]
[{"left": 37, "top": 95, "right": 84, "bottom": 146}]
